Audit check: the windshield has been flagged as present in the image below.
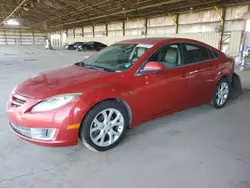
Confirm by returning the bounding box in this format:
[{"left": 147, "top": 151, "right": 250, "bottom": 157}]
[{"left": 79, "top": 43, "right": 153, "bottom": 72}]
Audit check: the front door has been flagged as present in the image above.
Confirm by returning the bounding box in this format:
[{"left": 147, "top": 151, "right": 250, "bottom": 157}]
[{"left": 132, "top": 43, "right": 191, "bottom": 117}]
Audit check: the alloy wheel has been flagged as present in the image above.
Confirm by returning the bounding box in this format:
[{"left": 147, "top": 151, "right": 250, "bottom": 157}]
[
  {"left": 216, "top": 82, "right": 229, "bottom": 106},
  {"left": 89, "top": 108, "right": 124, "bottom": 147}
]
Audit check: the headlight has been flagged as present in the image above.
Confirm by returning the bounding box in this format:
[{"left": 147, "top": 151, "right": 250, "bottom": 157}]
[{"left": 31, "top": 93, "right": 81, "bottom": 113}]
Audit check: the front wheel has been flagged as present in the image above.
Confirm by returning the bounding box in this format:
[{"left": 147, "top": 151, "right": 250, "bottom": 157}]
[
  {"left": 79, "top": 101, "right": 129, "bottom": 152},
  {"left": 211, "top": 78, "right": 230, "bottom": 108}
]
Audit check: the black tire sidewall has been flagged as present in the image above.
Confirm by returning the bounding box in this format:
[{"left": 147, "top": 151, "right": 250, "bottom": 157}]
[
  {"left": 79, "top": 100, "right": 129, "bottom": 152},
  {"left": 212, "top": 78, "right": 230, "bottom": 108}
]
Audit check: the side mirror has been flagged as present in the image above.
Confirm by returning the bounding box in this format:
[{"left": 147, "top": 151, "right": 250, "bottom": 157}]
[{"left": 142, "top": 61, "right": 165, "bottom": 72}]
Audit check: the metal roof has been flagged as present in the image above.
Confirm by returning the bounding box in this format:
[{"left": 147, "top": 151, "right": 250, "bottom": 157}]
[{"left": 1, "top": 0, "right": 250, "bottom": 31}]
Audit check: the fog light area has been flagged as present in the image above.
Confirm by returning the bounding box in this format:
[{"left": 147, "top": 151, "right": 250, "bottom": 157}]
[
  {"left": 10, "top": 122, "right": 56, "bottom": 140},
  {"left": 31, "top": 128, "right": 56, "bottom": 140}
]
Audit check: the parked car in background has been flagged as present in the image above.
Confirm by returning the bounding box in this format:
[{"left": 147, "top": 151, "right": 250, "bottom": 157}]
[
  {"left": 65, "top": 42, "right": 84, "bottom": 50},
  {"left": 7, "top": 38, "right": 236, "bottom": 152},
  {"left": 78, "top": 41, "right": 107, "bottom": 51}
]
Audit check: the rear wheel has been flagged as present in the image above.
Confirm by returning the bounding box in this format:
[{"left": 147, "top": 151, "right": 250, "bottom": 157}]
[
  {"left": 79, "top": 101, "right": 129, "bottom": 152},
  {"left": 211, "top": 78, "right": 230, "bottom": 108}
]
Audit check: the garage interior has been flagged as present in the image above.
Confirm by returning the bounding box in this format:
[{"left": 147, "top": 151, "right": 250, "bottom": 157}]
[{"left": 1, "top": 0, "right": 250, "bottom": 188}]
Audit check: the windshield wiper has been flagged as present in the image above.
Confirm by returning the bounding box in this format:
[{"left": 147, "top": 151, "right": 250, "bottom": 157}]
[
  {"left": 76, "top": 62, "right": 117, "bottom": 72},
  {"left": 98, "top": 66, "right": 117, "bottom": 72}
]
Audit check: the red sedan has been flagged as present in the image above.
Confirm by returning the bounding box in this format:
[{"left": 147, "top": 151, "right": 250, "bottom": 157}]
[{"left": 7, "top": 38, "right": 234, "bottom": 151}]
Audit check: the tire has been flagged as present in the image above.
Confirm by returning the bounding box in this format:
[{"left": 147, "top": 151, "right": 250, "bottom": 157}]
[
  {"left": 211, "top": 77, "right": 230, "bottom": 108},
  {"left": 79, "top": 100, "right": 129, "bottom": 152}
]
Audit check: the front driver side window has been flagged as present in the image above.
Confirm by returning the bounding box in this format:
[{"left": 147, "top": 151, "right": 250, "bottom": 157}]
[{"left": 147, "top": 43, "right": 182, "bottom": 69}]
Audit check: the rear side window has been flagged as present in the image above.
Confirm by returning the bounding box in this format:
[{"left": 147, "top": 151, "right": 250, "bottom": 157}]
[
  {"left": 211, "top": 50, "right": 219, "bottom": 58},
  {"left": 183, "top": 43, "right": 213, "bottom": 64}
]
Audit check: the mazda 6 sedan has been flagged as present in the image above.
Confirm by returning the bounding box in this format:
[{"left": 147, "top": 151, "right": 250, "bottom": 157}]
[{"left": 7, "top": 38, "right": 234, "bottom": 151}]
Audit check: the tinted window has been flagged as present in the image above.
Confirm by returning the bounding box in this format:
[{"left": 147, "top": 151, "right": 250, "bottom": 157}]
[
  {"left": 211, "top": 50, "right": 219, "bottom": 58},
  {"left": 147, "top": 43, "right": 182, "bottom": 69},
  {"left": 183, "top": 43, "right": 213, "bottom": 64}
]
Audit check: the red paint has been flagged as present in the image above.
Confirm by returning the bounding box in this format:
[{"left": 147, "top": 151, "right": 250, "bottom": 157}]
[
  {"left": 143, "top": 61, "right": 165, "bottom": 71},
  {"left": 6, "top": 38, "right": 234, "bottom": 146}
]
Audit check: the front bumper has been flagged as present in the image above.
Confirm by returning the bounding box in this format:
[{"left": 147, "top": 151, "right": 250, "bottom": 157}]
[
  {"left": 7, "top": 93, "right": 89, "bottom": 147},
  {"left": 9, "top": 122, "right": 75, "bottom": 146}
]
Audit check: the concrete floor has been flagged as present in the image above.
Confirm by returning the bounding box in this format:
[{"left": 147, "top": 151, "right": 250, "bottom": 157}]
[{"left": 0, "top": 46, "right": 250, "bottom": 188}]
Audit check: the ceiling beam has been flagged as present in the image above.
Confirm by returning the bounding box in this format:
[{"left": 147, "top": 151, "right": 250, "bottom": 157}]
[
  {"left": 0, "top": 0, "right": 29, "bottom": 26},
  {"left": 29, "top": 0, "right": 110, "bottom": 27},
  {"left": 0, "top": 3, "right": 19, "bottom": 8},
  {"left": 51, "top": 0, "right": 185, "bottom": 28}
]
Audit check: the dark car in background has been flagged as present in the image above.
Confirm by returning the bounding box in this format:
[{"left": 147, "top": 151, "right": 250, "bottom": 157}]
[
  {"left": 65, "top": 42, "right": 85, "bottom": 50},
  {"left": 78, "top": 41, "right": 107, "bottom": 51}
]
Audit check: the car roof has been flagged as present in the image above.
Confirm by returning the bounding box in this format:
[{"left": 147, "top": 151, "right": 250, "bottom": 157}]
[
  {"left": 115, "top": 37, "right": 219, "bottom": 51},
  {"left": 117, "top": 37, "right": 171, "bottom": 45}
]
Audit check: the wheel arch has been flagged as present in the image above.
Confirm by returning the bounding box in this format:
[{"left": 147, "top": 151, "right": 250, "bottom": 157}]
[
  {"left": 215, "top": 67, "right": 232, "bottom": 85},
  {"left": 219, "top": 75, "right": 231, "bottom": 82},
  {"left": 216, "top": 74, "right": 231, "bottom": 86},
  {"left": 79, "top": 97, "right": 132, "bottom": 134}
]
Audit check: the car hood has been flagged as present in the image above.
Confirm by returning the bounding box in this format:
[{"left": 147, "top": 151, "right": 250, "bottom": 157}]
[{"left": 15, "top": 64, "right": 115, "bottom": 99}]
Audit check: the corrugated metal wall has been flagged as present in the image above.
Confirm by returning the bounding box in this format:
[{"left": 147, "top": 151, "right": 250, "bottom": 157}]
[
  {"left": 51, "top": 4, "right": 249, "bottom": 56},
  {"left": 0, "top": 27, "right": 45, "bottom": 45},
  {"left": 229, "top": 31, "right": 242, "bottom": 56},
  {"left": 148, "top": 16, "right": 175, "bottom": 35}
]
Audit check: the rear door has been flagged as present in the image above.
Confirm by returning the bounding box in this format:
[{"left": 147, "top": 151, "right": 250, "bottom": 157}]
[{"left": 181, "top": 43, "right": 218, "bottom": 105}]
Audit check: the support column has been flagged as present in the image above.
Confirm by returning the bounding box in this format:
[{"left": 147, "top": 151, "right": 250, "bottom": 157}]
[
  {"left": 175, "top": 14, "right": 179, "bottom": 34},
  {"left": 93, "top": 25, "right": 95, "bottom": 37},
  {"left": 122, "top": 21, "right": 125, "bottom": 36},
  {"left": 145, "top": 18, "right": 148, "bottom": 37},
  {"left": 73, "top": 27, "right": 75, "bottom": 38},
  {"left": 214, "top": 6, "right": 226, "bottom": 50},
  {"left": 105, "top": 24, "right": 108, "bottom": 36},
  {"left": 3, "top": 27, "right": 7, "bottom": 45},
  {"left": 32, "top": 30, "right": 35, "bottom": 45},
  {"left": 168, "top": 13, "right": 178, "bottom": 35},
  {"left": 19, "top": 27, "right": 22, "bottom": 45},
  {"left": 59, "top": 30, "right": 62, "bottom": 46},
  {"left": 82, "top": 26, "right": 84, "bottom": 37}
]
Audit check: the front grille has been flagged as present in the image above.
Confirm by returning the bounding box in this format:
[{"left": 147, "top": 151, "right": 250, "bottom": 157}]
[
  {"left": 9, "top": 122, "right": 32, "bottom": 138},
  {"left": 10, "top": 93, "right": 27, "bottom": 108}
]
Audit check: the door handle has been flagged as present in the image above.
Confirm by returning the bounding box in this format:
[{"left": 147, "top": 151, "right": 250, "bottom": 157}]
[
  {"left": 181, "top": 70, "right": 198, "bottom": 77},
  {"left": 188, "top": 70, "right": 199, "bottom": 75}
]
